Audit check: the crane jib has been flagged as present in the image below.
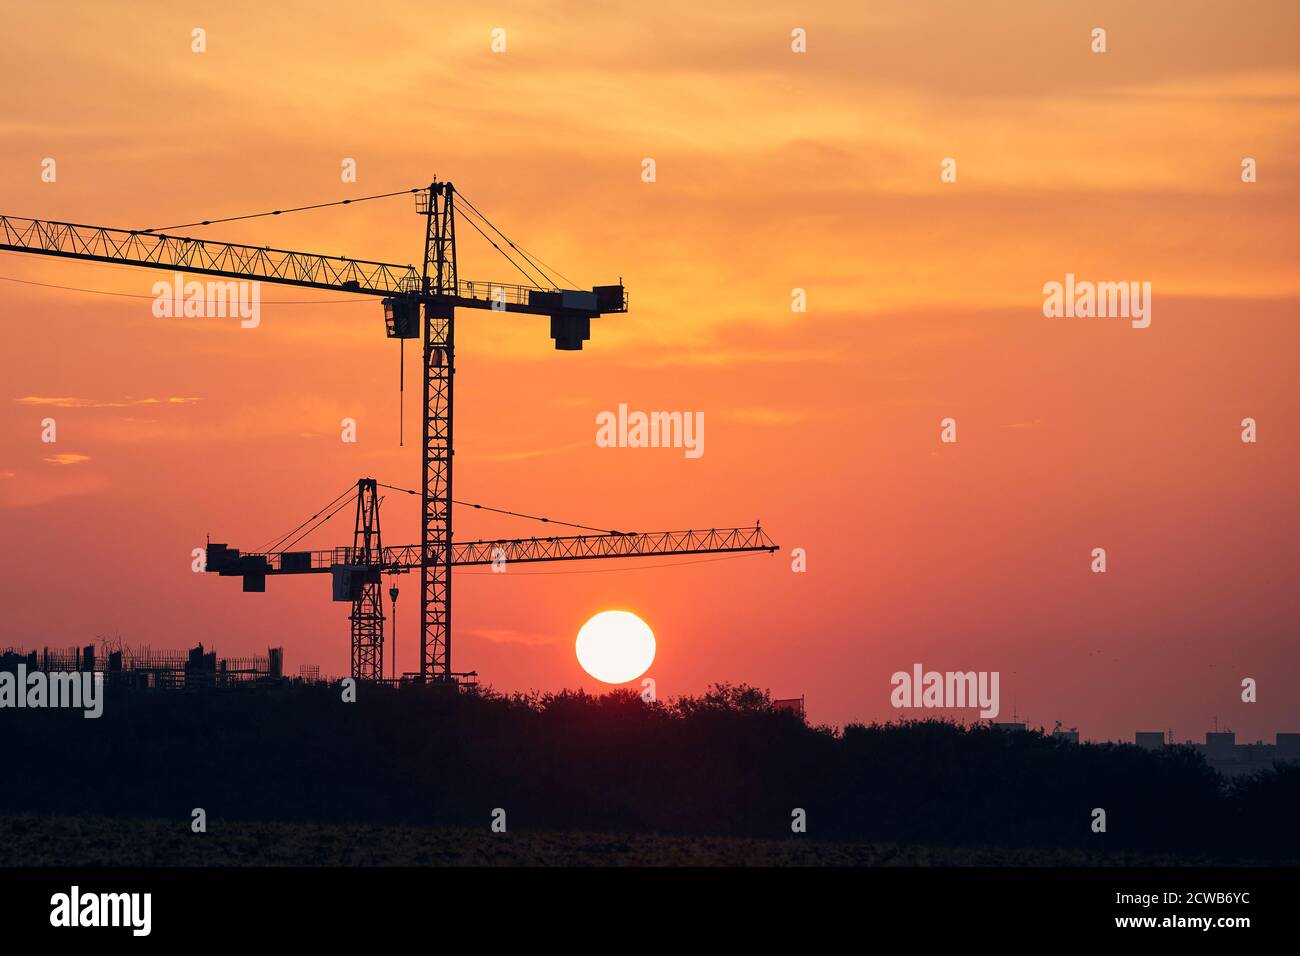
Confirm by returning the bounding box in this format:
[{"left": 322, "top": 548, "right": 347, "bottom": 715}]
[
  {"left": 0, "top": 214, "right": 416, "bottom": 296},
  {"left": 0, "top": 214, "right": 628, "bottom": 319}
]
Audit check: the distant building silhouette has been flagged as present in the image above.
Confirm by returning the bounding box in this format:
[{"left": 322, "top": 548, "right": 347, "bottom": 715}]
[
  {"left": 772, "top": 696, "right": 805, "bottom": 719},
  {"left": 1135, "top": 730, "right": 1300, "bottom": 776},
  {"left": 986, "top": 722, "right": 1300, "bottom": 775},
  {"left": 0, "top": 643, "right": 309, "bottom": 690}
]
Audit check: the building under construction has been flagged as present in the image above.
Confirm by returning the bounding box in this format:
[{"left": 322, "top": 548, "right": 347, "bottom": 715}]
[{"left": 0, "top": 643, "right": 304, "bottom": 691}]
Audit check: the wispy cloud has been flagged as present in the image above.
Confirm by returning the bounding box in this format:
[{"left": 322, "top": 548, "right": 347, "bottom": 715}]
[
  {"left": 464, "top": 626, "right": 557, "bottom": 647},
  {"left": 43, "top": 453, "right": 91, "bottom": 465},
  {"left": 0, "top": 471, "right": 106, "bottom": 509},
  {"left": 618, "top": 347, "right": 850, "bottom": 369},
  {"left": 467, "top": 439, "right": 590, "bottom": 463},
  {"left": 722, "top": 407, "right": 808, "bottom": 426},
  {"left": 16, "top": 396, "right": 202, "bottom": 408}
]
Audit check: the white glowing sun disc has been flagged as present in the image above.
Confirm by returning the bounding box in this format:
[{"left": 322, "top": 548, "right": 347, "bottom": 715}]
[{"left": 575, "top": 610, "right": 656, "bottom": 684}]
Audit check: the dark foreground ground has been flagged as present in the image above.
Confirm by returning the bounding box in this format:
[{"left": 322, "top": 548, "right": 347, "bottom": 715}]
[{"left": 0, "top": 814, "right": 1262, "bottom": 867}]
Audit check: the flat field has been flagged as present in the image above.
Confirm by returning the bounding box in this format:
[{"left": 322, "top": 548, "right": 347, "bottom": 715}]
[{"left": 0, "top": 815, "right": 1253, "bottom": 867}]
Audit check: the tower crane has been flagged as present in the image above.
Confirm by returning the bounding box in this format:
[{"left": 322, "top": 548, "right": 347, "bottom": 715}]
[
  {"left": 0, "top": 181, "right": 778, "bottom": 684},
  {"left": 206, "top": 477, "right": 776, "bottom": 682}
]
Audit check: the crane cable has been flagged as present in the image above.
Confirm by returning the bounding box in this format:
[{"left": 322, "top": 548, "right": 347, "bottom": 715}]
[
  {"left": 259, "top": 487, "right": 354, "bottom": 554},
  {"left": 140, "top": 187, "right": 422, "bottom": 233},
  {"left": 453, "top": 194, "right": 563, "bottom": 290},
  {"left": 374, "top": 482, "right": 628, "bottom": 536},
  {"left": 277, "top": 492, "right": 359, "bottom": 553},
  {"left": 453, "top": 206, "right": 553, "bottom": 291},
  {"left": 256, "top": 483, "right": 357, "bottom": 554},
  {"left": 132, "top": 183, "right": 580, "bottom": 296},
  {"left": 135, "top": 183, "right": 567, "bottom": 294},
  {"left": 502, "top": 239, "right": 578, "bottom": 292},
  {"left": 0, "top": 272, "right": 371, "bottom": 304},
  {"left": 455, "top": 190, "right": 578, "bottom": 290},
  {"left": 454, "top": 551, "right": 763, "bottom": 576}
]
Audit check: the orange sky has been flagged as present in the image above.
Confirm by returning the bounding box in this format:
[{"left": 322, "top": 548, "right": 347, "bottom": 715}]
[{"left": 2, "top": 1, "right": 1298, "bottom": 741}]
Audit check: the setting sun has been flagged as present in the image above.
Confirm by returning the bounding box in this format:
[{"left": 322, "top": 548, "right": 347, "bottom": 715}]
[{"left": 575, "top": 611, "right": 656, "bottom": 684}]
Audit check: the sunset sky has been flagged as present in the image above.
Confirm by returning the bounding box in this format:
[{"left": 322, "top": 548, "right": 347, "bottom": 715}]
[{"left": 1, "top": 1, "right": 1298, "bottom": 741}]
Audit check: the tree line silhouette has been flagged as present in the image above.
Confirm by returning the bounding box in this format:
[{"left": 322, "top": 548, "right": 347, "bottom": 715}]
[{"left": 3, "top": 681, "right": 1296, "bottom": 860}]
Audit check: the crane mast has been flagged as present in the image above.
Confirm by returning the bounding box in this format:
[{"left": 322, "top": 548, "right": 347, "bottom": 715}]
[
  {"left": 420, "top": 184, "right": 458, "bottom": 681},
  {"left": 350, "top": 479, "right": 385, "bottom": 683}
]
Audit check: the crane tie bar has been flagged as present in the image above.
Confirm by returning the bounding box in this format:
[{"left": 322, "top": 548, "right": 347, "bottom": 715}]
[
  {"left": 375, "top": 482, "right": 629, "bottom": 536},
  {"left": 141, "top": 187, "right": 422, "bottom": 233}
]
